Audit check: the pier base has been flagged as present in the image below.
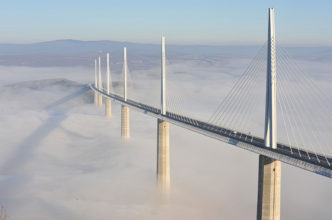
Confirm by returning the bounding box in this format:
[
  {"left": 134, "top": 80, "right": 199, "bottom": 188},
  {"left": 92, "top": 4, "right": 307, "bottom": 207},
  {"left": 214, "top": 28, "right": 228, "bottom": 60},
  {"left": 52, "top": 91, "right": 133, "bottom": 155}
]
[
  {"left": 121, "top": 105, "right": 130, "bottom": 138},
  {"left": 105, "top": 99, "right": 111, "bottom": 118},
  {"left": 257, "top": 155, "right": 281, "bottom": 220},
  {"left": 98, "top": 94, "right": 103, "bottom": 106},
  {"left": 94, "top": 92, "right": 98, "bottom": 105},
  {"left": 157, "top": 119, "right": 170, "bottom": 193}
]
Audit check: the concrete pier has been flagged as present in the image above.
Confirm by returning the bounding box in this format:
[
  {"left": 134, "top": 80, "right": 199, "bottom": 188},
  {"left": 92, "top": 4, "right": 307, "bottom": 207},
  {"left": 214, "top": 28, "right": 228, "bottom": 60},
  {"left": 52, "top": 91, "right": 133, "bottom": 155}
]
[
  {"left": 257, "top": 155, "right": 281, "bottom": 220},
  {"left": 94, "top": 92, "right": 98, "bottom": 105},
  {"left": 98, "top": 94, "right": 103, "bottom": 106},
  {"left": 121, "top": 105, "right": 130, "bottom": 138},
  {"left": 157, "top": 119, "right": 170, "bottom": 192},
  {"left": 105, "top": 99, "right": 111, "bottom": 118}
]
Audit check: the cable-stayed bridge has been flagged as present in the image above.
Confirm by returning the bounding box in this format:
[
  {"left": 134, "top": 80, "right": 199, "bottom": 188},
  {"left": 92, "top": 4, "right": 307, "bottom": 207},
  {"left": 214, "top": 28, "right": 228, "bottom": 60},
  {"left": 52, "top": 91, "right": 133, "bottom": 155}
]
[
  {"left": 90, "top": 8, "right": 331, "bottom": 220},
  {"left": 91, "top": 86, "right": 332, "bottom": 177}
]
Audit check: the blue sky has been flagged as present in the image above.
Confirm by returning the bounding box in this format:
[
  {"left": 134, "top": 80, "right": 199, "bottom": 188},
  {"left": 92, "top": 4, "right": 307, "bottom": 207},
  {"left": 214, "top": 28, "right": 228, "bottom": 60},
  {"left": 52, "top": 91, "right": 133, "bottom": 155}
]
[{"left": 1, "top": 0, "right": 332, "bottom": 45}]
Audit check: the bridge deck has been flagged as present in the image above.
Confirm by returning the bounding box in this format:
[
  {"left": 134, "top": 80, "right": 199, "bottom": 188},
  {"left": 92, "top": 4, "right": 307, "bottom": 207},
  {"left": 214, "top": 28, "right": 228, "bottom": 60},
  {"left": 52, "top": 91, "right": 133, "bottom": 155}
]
[{"left": 91, "top": 85, "right": 332, "bottom": 178}]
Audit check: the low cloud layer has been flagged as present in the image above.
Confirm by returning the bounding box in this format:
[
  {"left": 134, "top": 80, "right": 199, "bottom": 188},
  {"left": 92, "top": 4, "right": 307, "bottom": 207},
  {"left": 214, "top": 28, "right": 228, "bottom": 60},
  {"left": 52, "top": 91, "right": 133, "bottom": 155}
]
[{"left": 0, "top": 52, "right": 331, "bottom": 220}]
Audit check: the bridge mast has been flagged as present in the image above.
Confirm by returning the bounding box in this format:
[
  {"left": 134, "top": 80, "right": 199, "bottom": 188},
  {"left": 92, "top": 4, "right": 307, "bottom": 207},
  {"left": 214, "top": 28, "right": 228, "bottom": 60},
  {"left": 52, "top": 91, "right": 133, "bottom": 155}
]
[
  {"left": 94, "top": 59, "right": 98, "bottom": 105},
  {"left": 98, "top": 56, "right": 103, "bottom": 106},
  {"left": 124, "top": 47, "right": 128, "bottom": 101},
  {"left": 106, "top": 53, "right": 111, "bottom": 95},
  {"left": 105, "top": 53, "right": 112, "bottom": 118},
  {"left": 161, "top": 36, "right": 166, "bottom": 115},
  {"left": 264, "top": 8, "right": 277, "bottom": 149},
  {"left": 257, "top": 8, "right": 281, "bottom": 220},
  {"left": 121, "top": 47, "right": 130, "bottom": 138}
]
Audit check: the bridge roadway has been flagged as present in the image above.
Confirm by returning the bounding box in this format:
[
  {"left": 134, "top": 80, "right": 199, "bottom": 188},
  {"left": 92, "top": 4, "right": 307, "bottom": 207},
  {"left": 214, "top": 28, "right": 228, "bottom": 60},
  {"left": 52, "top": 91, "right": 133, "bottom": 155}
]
[{"left": 91, "top": 85, "right": 332, "bottom": 178}]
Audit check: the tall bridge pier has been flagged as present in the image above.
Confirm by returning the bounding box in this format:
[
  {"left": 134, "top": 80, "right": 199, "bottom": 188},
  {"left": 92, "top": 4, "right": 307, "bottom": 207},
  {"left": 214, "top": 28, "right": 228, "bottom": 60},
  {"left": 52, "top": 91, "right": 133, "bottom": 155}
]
[
  {"left": 121, "top": 47, "right": 130, "bottom": 138},
  {"left": 121, "top": 106, "right": 130, "bottom": 138},
  {"left": 157, "top": 36, "right": 170, "bottom": 191},
  {"left": 105, "top": 95, "right": 112, "bottom": 118},
  {"left": 257, "top": 8, "right": 281, "bottom": 220},
  {"left": 157, "top": 119, "right": 170, "bottom": 191},
  {"left": 257, "top": 156, "right": 281, "bottom": 220},
  {"left": 105, "top": 53, "right": 112, "bottom": 118}
]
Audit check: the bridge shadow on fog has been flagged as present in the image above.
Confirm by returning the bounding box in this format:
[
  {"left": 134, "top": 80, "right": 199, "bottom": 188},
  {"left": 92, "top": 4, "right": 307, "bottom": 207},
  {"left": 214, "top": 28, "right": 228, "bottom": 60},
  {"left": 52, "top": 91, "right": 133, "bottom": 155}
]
[
  {"left": 0, "top": 87, "right": 89, "bottom": 174},
  {"left": 44, "top": 87, "right": 90, "bottom": 110}
]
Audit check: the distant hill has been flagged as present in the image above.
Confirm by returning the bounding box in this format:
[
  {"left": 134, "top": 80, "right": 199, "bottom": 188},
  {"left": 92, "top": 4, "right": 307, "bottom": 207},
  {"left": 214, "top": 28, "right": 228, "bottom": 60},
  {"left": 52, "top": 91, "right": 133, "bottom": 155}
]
[
  {"left": 0, "top": 39, "right": 157, "bottom": 55},
  {"left": 0, "top": 39, "right": 261, "bottom": 55},
  {"left": 0, "top": 39, "right": 260, "bottom": 67}
]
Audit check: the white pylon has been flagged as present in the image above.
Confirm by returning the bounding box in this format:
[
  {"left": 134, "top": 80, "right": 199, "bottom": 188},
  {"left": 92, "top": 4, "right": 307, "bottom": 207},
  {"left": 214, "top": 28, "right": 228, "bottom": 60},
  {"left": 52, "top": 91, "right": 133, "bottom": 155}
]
[
  {"left": 98, "top": 56, "right": 103, "bottom": 106},
  {"left": 98, "top": 56, "right": 102, "bottom": 91},
  {"left": 105, "top": 52, "right": 112, "bottom": 118},
  {"left": 161, "top": 36, "right": 166, "bottom": 115},
  {"left": 94, "top": 59, "right": 98, "bottom": 105},
  {"left": 94, "top": 59, "right": 97, "bottom": 88},
  {"left": 264, "top": 8, "right": 277, "bottom": 149},
  {"left": 106, "top": 53, "right": 111, "bottom": 94},
  {"left": 123, "top": 47, "right": 128, "bottom": 101},
  {"left": 121, "top": 47, "right": 130, "bottom": 137}
]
